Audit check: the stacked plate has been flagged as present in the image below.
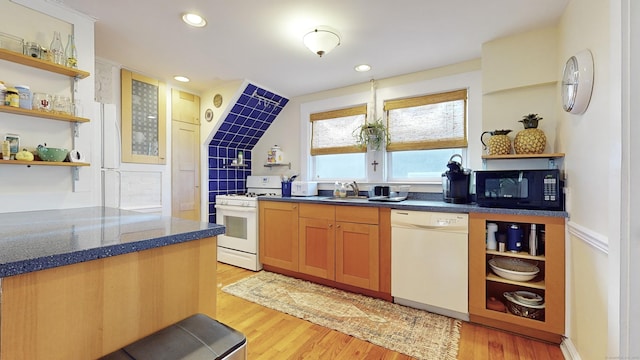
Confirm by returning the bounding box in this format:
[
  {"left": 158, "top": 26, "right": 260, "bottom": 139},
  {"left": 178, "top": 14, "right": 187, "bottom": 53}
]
[
  {"left": 503, "top": 291, "right": 545, "bottom": 319},
  {"left": 488, "top": 257, "right": 539, "bottom": 282}
]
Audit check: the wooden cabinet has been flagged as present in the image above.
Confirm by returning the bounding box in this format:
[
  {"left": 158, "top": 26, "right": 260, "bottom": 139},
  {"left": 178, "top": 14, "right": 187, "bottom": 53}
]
[
  {"left": 298, "top": 203, "right": 379, "bottom": 291},
  {"left": 259, "top": 201, "right": 299, "bottom": 271},
  {"left": 0, "top": 49, "right": 90, "bottom": 168},
  {"left": 299, "top": 204, "right": 335, "bottom": 279},
  {"left": 260, "top": 201, "right": 385, "bottom": 296},
  {"left": 335, "top": 206, "right": 379, "bottom": 291},
  {"left": 468, "top": 212, "right": 565, "bottom": 343}
]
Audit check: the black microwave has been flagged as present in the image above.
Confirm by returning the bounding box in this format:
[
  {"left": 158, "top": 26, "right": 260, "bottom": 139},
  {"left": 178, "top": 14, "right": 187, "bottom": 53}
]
[{"left": 475, "top": 169, "right": 564, "bottom": 211}]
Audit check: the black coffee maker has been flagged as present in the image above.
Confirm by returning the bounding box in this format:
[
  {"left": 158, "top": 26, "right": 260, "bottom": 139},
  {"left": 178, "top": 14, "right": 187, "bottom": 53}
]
[{"left": 442, "top": 154, "right": 471, "bottom": 204}]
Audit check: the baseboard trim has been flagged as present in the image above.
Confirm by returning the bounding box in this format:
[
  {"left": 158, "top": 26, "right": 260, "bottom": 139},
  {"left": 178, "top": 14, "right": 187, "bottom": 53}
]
[
  {"left": 567, "top": 220, "right": 608, "bottom": 255},
  {"left": 561, "top": 337, "right": 582, "bottom": 360}
]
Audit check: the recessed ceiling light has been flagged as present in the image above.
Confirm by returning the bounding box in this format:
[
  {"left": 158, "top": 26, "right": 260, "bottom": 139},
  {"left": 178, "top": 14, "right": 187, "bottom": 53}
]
[
  {"left": 355, "top": 64, "right": 371, "bottom": 72},
  {"left": 182, "top": 13, "right": 207, "bottom": 27},
  {"left": 174, "top": 75, "right": 190, "bottom": 82}
]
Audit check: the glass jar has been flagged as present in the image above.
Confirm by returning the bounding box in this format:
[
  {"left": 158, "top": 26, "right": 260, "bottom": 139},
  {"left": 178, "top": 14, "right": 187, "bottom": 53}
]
[
  {"left": 15, "top": 85, "right": 32, "bottom": 110},
  {"left": 33, "top": 92, "right": 52, "bottom": 112},
  {"left": 5, "top": 87, "right": 19, "bottom": 107},
  {"left": 53, "top": 95, "right": 70, "bottom": 114},
  {"left": 23, "top": 42, "right": 41, "bottom": 58}
]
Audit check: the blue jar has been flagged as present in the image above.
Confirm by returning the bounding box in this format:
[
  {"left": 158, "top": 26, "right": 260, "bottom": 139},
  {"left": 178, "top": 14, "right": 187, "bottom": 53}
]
[
  {"left": 507, "top": 224, "right": 523, "bottom": 252},
  {"left": 15, "top": 85, "right": 32, "bottom": 110}
]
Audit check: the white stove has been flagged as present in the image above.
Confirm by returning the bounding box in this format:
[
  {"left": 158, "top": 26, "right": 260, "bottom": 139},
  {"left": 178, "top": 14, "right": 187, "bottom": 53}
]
[{"left": 215, "top": 175, "right": 282, "bottom": 271}]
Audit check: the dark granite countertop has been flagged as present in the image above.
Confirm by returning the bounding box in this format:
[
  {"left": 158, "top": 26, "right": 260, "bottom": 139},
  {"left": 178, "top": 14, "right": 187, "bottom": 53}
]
[
  {"left": 0, "top": 207, "right": 225, "bottom": 278},
  {"left": 259, "top": 193, "right": 568, "bottom": 218}
]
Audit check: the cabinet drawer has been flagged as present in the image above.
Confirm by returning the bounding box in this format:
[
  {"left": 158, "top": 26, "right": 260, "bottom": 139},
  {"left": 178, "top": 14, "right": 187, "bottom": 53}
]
[
  {"left": 299, "top": 203, "right": 335, "bottom": 220},
  {"left": 336, "top": 206, "right": 378, "bottom": 224}
]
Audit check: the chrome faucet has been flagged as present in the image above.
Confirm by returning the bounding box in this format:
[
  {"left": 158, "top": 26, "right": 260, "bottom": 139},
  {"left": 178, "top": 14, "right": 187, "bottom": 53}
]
[{"left": 348, "top": 181, "right": 360, "bottom": 197}]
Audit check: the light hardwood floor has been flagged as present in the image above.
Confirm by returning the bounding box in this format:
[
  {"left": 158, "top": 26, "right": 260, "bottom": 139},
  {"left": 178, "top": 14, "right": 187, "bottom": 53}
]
[{"left": 215, "top": 263, "right": 565, "bottom": 360}]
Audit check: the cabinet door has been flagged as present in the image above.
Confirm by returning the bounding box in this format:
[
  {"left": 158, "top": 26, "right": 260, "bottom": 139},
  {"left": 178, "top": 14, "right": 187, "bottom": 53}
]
[
  {"left": 336, "top": 222, "right": 379, "bottom": 291},
  {"left": 259, "top": 201, "right": 298, "bottom": 271},
  {"left": 299, "top": 217, "right": 335, "bottom": 279},
  {"left": 171, "top": 89, "right": 200, "bottom": 125}
]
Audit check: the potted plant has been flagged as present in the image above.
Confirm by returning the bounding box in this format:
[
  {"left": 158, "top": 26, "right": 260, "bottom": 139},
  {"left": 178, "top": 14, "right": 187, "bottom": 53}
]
[{"left": 353, "top": 118, "right": 389, "bottom": 151}]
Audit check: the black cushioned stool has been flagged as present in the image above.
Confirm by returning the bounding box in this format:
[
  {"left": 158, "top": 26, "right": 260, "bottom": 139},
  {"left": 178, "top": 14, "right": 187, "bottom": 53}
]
[{"left": 100, "top": 314, "right": 246, "bottom": 360}]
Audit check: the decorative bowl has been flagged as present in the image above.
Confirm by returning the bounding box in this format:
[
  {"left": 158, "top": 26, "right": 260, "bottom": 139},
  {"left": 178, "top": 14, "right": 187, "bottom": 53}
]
[
  {"left": 503, "top": 292, "right": 545, "bottom": 320},
  {"left": 37, "top": 146, "right": 68, "bottom": 162},
  {"left": 488, "top": 257, "right": 540, "bottom": 282},
  {"left": 512, "top": 290, "right": 544, "bottom": 305}
]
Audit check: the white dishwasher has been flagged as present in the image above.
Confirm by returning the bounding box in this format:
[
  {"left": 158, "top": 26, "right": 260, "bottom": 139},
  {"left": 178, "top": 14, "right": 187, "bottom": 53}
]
[{"left": 391, "top": 210, "right": 469, "bottom": 321}]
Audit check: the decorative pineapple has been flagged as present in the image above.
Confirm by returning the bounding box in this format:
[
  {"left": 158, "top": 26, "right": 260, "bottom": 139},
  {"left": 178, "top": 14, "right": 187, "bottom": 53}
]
[
  {"left": 481, "top": 129, "right": 513, "bottom": 155},
  {"left": 514, "top": 113, "right": 546, "bottom": 154}
]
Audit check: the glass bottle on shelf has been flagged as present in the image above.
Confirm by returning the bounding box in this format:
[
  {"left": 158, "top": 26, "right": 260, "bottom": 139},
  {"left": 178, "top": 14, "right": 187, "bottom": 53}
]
[
  {"left": 65, "top": 34, "right": 78, "bottom": 68},
  {"left": 49, "top": 31, "right": 65, "bottom": 65}
]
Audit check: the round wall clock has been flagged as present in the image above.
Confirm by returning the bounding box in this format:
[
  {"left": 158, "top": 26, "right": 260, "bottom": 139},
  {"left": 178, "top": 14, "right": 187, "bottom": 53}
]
[
  {"left": 205, "top": 108, "right": 214, "bottom": 122},
  {"left": 561, "top": 49, "right": 594, "bottom": 114},
  {"left": 213, "top": 94, "right": 223, "bottom": 108}
]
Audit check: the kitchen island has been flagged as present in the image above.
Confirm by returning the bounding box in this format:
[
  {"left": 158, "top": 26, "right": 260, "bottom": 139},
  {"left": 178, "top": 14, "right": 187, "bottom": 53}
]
[{"left": 0, "top": 207, "right": 224, "bottom": 360}]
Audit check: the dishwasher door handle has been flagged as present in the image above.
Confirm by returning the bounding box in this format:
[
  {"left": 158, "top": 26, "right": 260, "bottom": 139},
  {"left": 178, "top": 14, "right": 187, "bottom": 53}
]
[{"left": 392, "top": 223, "right": 469, "bottom": 232}]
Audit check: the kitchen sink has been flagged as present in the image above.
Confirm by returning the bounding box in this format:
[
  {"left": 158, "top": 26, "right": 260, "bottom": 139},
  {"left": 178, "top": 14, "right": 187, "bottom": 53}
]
[{"left": 322, "top": 196, "right": 370, "bottom": 203}]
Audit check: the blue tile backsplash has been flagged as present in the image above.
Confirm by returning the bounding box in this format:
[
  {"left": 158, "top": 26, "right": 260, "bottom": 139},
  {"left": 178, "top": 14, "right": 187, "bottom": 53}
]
[{"left": 208, "top": 83, "right": 288, "bottom": 222}]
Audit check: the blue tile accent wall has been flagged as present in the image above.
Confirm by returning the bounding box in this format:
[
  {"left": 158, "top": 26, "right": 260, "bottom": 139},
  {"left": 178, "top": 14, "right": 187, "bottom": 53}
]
[{"left": 208, "top": 83, "right": 288, "bottom": 222}]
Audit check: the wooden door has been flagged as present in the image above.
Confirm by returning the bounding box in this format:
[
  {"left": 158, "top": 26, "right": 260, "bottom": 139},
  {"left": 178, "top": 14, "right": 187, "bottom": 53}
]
[
  {"left": 298, "top": 217, "right": 335, "bottom": 279},
  {"left": 259, "top": 201, "right": 299, "bottom": 271},
  {"left": 336, "top": 222, "right": 379, "bottom": 290},
  {"left": 171, "top": 89, "right": 200, "bottom": 221}
]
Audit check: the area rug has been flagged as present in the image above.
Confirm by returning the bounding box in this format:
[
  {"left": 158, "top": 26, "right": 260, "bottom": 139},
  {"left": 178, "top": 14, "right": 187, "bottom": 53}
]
[{"left": 222, "top": 271, "right": 461, "bottom": 360}]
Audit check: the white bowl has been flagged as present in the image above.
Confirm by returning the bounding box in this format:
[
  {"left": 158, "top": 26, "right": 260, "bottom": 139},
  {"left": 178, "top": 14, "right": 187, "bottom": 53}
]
[
  {"left": 512, "top": 290, "right": 544, "bottom": 305},
  {"left": 488, "top": 257, "right": 540, "bottom": 282}
]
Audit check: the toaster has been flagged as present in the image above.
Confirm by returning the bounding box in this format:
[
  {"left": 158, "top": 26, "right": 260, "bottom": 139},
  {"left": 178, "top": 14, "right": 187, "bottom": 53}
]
[{"left": 291, "top": 181, "right": 318, "bottom": 196}]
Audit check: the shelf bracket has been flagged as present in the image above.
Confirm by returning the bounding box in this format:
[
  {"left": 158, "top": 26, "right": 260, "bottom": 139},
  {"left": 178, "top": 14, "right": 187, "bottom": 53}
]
[
  {"left": 72, "top": 166, "right": 80, "bottom": 181},
  {"left": 547, "top": 158, "right": 556, "bottom": 169},
  {"left": 72, "top": 122, "right": 79, "bottom": 137}
]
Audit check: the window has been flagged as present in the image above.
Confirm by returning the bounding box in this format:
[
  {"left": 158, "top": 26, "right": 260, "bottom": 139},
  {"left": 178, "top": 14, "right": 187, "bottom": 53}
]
[
  {"left": 385, "top": 89, "right": 467, "bottom": 180},
  {"left": 310, "top": 105, "right": 367, "bottom": 180}
]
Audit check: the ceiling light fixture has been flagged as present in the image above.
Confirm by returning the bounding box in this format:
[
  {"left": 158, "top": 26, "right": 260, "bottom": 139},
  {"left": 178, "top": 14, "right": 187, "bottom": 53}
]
[
  {"left": 303, "top": 28, "right": 340, "bottom": 57},
  {"left": 355, "top": 64, "right": 371, "bottom": 72},
  {"left": 182, "top": 13, "right": 207, "bottom": 27},
  {"left": 174, "top": 75, "right": 190, "bottom": 82}
]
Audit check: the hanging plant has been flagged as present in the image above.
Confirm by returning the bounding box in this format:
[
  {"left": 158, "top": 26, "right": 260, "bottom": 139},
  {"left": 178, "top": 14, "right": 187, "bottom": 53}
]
[{"left": 353, "top": 118, "right": 389, "bottom": 151}]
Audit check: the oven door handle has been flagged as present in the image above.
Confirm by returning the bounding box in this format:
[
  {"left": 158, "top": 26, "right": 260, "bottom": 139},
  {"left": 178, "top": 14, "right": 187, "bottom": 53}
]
[{"left": 214, "top": 204, "right": 257, "bottom": 212}]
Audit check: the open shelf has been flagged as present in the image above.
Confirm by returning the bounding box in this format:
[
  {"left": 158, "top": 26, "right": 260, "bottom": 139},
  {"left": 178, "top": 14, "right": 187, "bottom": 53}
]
[
  {"left": 0, "top": 48, "right": 90, "bottom": 78},
  {"left": 0, "top": 159, "right": 89, "bottom": 167},
  {"left": 486, "top": 250, "right": 545, "bottom": 262},
  {"left": 264, "top": 162, "right": 291, "bottom": 169},
  {"left": 486, "top": 272, "right": 545, "bottom": 290},
  {"left": 0, "top": 105, "right": 89, "bottom": 123},
  {"left": 481, "top": 152, "right": 565, "bottom": 160}
]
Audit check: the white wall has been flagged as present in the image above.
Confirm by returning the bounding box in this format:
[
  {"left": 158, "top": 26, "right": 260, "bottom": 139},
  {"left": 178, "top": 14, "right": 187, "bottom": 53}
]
[
  {"left": 557, "top": 0, "right": 617, "bottom": 359},
  {"left": 0, "top": 0, "right": 100, "bottom": 213}
]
